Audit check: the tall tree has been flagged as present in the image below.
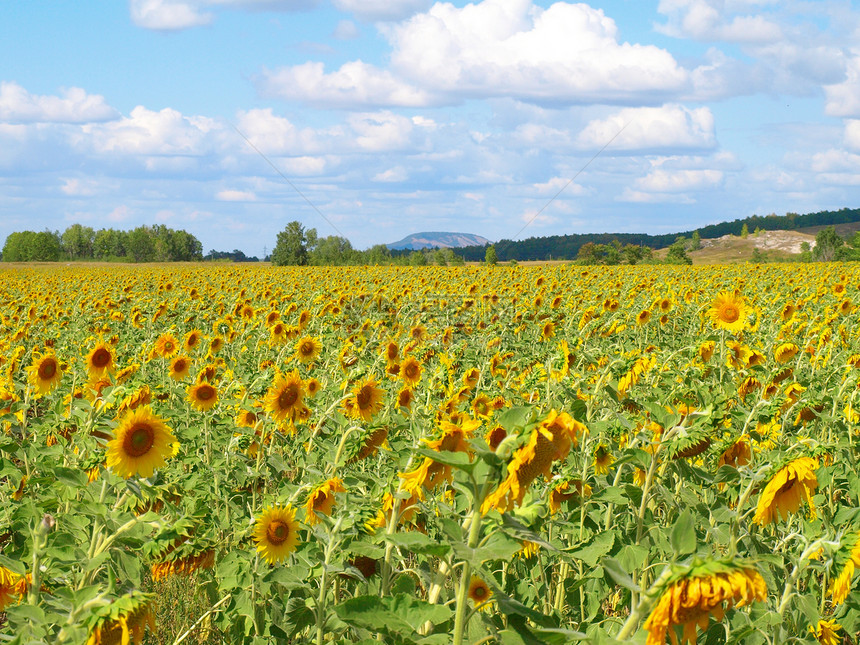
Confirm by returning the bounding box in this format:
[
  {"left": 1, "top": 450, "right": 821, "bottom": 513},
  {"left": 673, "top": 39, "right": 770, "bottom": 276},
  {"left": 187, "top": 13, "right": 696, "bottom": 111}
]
[{"left": 271, "top": 221, "right": 309, "bottom": 266}]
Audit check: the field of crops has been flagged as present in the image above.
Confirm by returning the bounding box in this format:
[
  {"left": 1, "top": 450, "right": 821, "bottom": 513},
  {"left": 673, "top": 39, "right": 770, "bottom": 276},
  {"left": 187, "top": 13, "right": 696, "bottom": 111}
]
[{"left": 2, "top": 262, "right": 860, "bottom": 644}]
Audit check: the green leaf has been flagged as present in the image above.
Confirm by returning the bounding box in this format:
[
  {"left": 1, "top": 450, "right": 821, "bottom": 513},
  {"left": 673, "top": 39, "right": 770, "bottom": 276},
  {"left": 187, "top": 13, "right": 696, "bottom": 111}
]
[
  {"left": 591, "top": 486, "right": 627, "bottom": 505},
  {"left": 383, "top": 531, "right": 451, "bottom": 557},
  {"left": 569, "top": 531, "right": 616, "bottom": 567},
  {"left": 714, "top": 464, "right": 740, "bottom": 485},
  {"left": 670, "top": 509, "right": 697, "bottom": 556},
  {"left": 497, "top": 406, "right": 533, "bottom": 432},
  {"left": 54, "top": 466, "right": 87, "bottom": 488},
  {"left": 333, "top": 594, "right": 452, "bottom": 636},
  {"left": 414, "top": 448, "right": 474, "bottom": 471},
  {"left": 601, "top": 556, "right": 640, "bottom": 592}
]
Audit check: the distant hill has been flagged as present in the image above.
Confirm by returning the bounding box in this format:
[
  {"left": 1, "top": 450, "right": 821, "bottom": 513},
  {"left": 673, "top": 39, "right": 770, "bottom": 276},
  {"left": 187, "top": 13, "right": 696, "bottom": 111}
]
[{"left": 387, "top": 232, "right": 491, "bottom": 250}]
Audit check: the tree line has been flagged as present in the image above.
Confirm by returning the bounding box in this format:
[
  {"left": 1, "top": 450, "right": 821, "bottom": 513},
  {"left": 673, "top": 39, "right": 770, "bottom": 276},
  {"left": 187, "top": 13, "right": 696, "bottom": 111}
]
[{"left": 1, "top": 224, "right": 203, "bottom": 263}]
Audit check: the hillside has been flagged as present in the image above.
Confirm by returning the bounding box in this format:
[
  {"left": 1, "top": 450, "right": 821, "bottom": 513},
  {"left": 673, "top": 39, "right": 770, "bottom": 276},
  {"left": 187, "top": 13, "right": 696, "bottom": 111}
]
[
  {"left": 654, "top": 230, "right": 817, "bottom": 264},
  {"left": 387, "top": 232, "right": 491, "bottom": 250}
]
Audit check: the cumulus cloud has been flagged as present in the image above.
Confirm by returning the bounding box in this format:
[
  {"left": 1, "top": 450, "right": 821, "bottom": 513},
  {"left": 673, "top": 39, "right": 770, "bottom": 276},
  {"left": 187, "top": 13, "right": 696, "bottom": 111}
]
[
  {"left": 332, "top": 0, "right": 432, "bottom": 22},
  {"left": 825, "top": 55, "right": 860, "bottom": 118},
  {"left": 634, "top": 168, "right": 724, "bottom": 192},
  {"left": 372, "top": 166, "right": 408, "bottom": 182},
  {"left": 256, "top": 61, "right": 433, "bottom": 108},
  {"left": 234, "top": 108, "right": 324, "bottom": 155},
  {"left": 0, "top": 82, "right": 118, "bottom": 124},
  {"left": 386, "top": 0, "right": 688, "bottom": 105},
  {"left": 656, "top": 0, "right": 783, "bottom": 43},
  {"left": 216, "top": 189, "right": 256, "bottom": 201},
  {"left": 576, "top": 104, "right": 716, "bottom": 152},
  {"left": 348, "top": 111, "right": 414, "bottom": 151},
  {"left": 84, "top": 106, "right": 219, "bottom": 155}
]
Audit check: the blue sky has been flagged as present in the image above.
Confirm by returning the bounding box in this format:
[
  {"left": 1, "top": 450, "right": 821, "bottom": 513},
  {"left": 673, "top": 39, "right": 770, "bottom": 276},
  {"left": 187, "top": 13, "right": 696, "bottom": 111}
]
[{"left": 2, "top": 0, "right": 860, "bottom": 255}]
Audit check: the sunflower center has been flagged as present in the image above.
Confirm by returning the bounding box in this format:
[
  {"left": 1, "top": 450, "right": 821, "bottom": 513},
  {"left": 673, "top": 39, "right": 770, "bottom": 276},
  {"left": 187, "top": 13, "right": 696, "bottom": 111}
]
[
  {"left": 92, "top": 348, "right": 111, "bottom": 368},
  {"left": 165, "top": 342, "right": 174, "bottom": 352},
  {"left": 197, "top": 385, "right": 215, "bottom": 400},
  {"left": 174, "top": 360, "right": 187, "bottom": 372},
  {"left": 39, "top": 360, "right": 57, "bottom": 379},
  {"left": 356, "top": 386, "right": 372, "bottom": 409},
  {"left": 721, "top": 305, "right": 739, "bottom": 323},
  {"left": 125, "top": 424, "right": 154, "bottom": 457},
  {"left": 279, "top": 387, "right": 298, "bottom": 409},
  {"left": 405, "top": 364, "right": 418, "bottom": 379},
  {"left": 301, "top": 342, "right": 314, "bottom": 356},
  {"left": 267, "top": 520, "right": 290, "bottom": 545},
  {"left": 472, "top": 585, "right": 487, "bottom": 600}
]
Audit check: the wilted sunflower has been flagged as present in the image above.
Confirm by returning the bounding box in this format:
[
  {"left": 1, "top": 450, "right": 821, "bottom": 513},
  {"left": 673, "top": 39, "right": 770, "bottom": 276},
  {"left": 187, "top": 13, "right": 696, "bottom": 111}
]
[
  {"left": 348, "top": 378, "right": 384, "bottom": 422},
  {"left": 253, "top": 505, "right": 300, "bottom": 564},
  {"left": 753, "top": 456, "right": 818, "bottom": 525},
  {"left": 774, "top": 342, "right": 799, "bottom": 364},
  {"left": 85, "top": 592, "right": 155, "bottom": 645},
  {"left": 295, "top": 336, "right": 321, "bottom": 364},
  {"left": 85, "top": 342, "right": 115, "bottom": 378},
  {"left": 26, "top": 351, "right": 63, "bottom": 396},
  {"left": 187, "top": 382, "right": 218, "bottom": 411},
  {"left": 106, "top": 406, "right": 177, "bottom": 479},
  {"left": 811, "top": 619, "right": 842, "bottom": 645},
  {"left": 708, "top": 292, "right": 748, "bottom": 333},
  {"left": 265, "top": 370, "right": 305, "bottom": 423},
  {"left": 304, "top": 478, "right": 346, "bottom": 525},
  {"left": 643, "top": 561, "right": 766, "bottom": 645},
  {"left": 168, "top": 356, "right": 192, "bottom": 381}
]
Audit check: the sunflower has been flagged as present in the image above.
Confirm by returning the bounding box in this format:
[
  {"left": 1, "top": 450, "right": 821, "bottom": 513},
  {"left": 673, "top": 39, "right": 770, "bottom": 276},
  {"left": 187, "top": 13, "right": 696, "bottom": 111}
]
[
  {"left": 698, "top": 341, "right": 715, "bottom": 363},
  {"left": 811, "top": 619, "right": 842, "bottom": 645},
  {"left": 467, "top": 576, "right": 493, "bottom": 609},
  {"left": 400, "top": 356, "right": 422, "bottom": 388},
  {"left": 264, "top": 370, "right": 305, "bottom": 423},
  {"left": 774, "top": 342, "right": 799, "bottom": 364},
  {"left": 208, "top": 336, "right": 224, "bottom": 354},
  {"left": 708, "top": 292, "right": 748, "bottom": 333},
  {"left": 295, "top": 336, "right": 321, "bottom": 364},
  {"left": 253, "top": 505, "right": 300, "bottom": 564},
  {"left": 593, "top": 444, "right": 614, "bottom": 475},
  {"left": 384, "top": 340, "right": 400, "bottom": 365},
  {"left": 85, "top": 592, "right": 155, "bottom": 645},
  {"left": 26, "top": 351, "right": 63, "bottom": 396},
  {"left": 753, "top": 456, "right": 818, "bottom": 525},
  {"left": 0, "top": 565, "right": 24, "bottom": 612},
  {"left": 636, "top": 309, "right": 651, "bottom": 326},
  {"left": 187, "top": 382, "right": 218, "bottom": 411},
  {"left": 348, "top": 378, "right": 384, "bottom": 422},
  {"left": 183, "top": 329, "right": 203, "bottom": 353},
  {"left": 643, "top": 561, "right": 766, "bottom": 645},
  {"left": 485, "top": 425, "right": 507, "bottom": 451},
  {"left": 151, "top": 549, "right": 215, "bottom": 581},
  {"left": 85, "top": 342, "right": 115, "bottom": 378},
  {"left": 397, "top": 387, "right": 414, "bottom": 411},
  {"left": 829, "top": 532, "right": 860, "bottom": 604},
  {"left": 168, "top": 356, "right": 192, "bottom": 381},
  {"left": 540, "top": 320, "right": 555, "bottom": 341},
  {"left": 304, "top": 478, "right": 346, "bottom": 525},
  {"left": 153, "top": 333, "right": 180, "bottom": 359},
  {"left": 463, "top": 368, "right": 480, "bottom": 389},
  {"left": 106, "top": 406, "right": 177, "bottom": 479},
  {"left": 305, "top": 377, "right": 322, "bottom": 397}
]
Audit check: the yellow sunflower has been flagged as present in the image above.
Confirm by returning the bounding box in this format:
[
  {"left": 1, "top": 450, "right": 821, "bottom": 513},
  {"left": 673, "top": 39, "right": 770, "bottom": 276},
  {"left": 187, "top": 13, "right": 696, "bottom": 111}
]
[
  {"left": 85, "top": 342, "right": 115, "bottom": 378},
  {"left": 153, "top": 333, "right": 180, "bottom": 359},
  {"left": 811, "top": 619, "right": 842, "bottom": 645},
  {"left": 26, "top": 351, "right": 63, "bottom": 396},
  {"left": 0, "top": 566, "right": 24, "bottom": 612},
  {"left": 183, "top": 329, "right": 203, "bottom": 353},
  {"left": 829, "top": 532, "right": 860, "bottom": 604},
  {"left": 348, "top": 378, "right": 384, "bottom": 422},
  {"left": 400, "top": 356, "right": 422, "bottom": 389},
  {"left": 708, "top": 292, "right": 748, "bottom": 333},
  {"left": 264, "top": 370, "right": 305, "bottom": 423},
  {"left": 467, "top": 576, "right": 493, "bottom": 609},
  {"left": 295, "top": 336, "right": 321, "bottom": 364},
  {"left": 593, "top": 444, "right": 614, "bottom": 475},
  {"left": 774, "top": 342, "right": 799, "bottom": 364},
  {"left": 253, "top": 505, "right": 300, "bottom": 564},
  {"left": 187, "top": 382, "right": 218, "bottom": 411},
  {"left": 85, "top": 592, "right": 155, "bottom": 645},
  {"left": 753, "top": 456, "right": 818, "bottom": 525},
  {"left": 168, "top": 356, "right": 192, "bottom": 381},
  {"left": 304, "top": 478, "right": 346, "bottom": 525},
  {"left": 106, "top": 406, "right": 177, "bottom": 478}
]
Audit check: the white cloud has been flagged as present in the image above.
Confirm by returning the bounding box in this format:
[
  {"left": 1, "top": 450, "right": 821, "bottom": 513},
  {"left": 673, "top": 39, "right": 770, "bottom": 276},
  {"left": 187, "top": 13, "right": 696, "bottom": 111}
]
[
  {"left": 577, "top": 105, "right": 716, "bottom": 151},
  {"left": 0, "top": 82, "right": 118, "bottom": 124},
  {"left": 656, "top": 0, "right": 782, "bottom": 43},
  {"left": 386, "top": 0, "right": 688, "bottom": 104},
  {"left": 532, "top": 177, "right": 585, "bottom": 196},
  {"left": 234, "top": 108, "right": 324, "bottom": 154},
  {"left": 634, "top": 168, "right": 724, "bottom": 192},
  {"left": 332, "top": 19, "right": 359, "bottom": 39},
  {"left": 825, "top": 55, "right": 860, "bottom": 118},
  {"left": 372, "top": 166, "right": 408, "bottom": 182},
  {"left": 257, "top": 61, "right": 433, "bottom": 108},
  {"left": 348, "top": 111, "right": 414, "bottom": 151},
  {"left": 60, "top": 178, "right": 102, "bottom": 196},
  {"left": 846, "top": 120, "right": 860, "bottom": 150},
  {"left": 129, "top": 0, "right": 213, "bottom": 30},
  {"left": 620, "top": 190, "right": 696, "bottom": 204},
  {"left": 84, "top": 106, "right": 219, "bottom": 155},
  {"left": 216, "top": 189, "right": 257, "bottom": 201},
  {"left": 107, "top": 205, "right": 132, "bottom": 222},
  {"left": 332, "top": 0, "right": 431, "bottom": 22}
]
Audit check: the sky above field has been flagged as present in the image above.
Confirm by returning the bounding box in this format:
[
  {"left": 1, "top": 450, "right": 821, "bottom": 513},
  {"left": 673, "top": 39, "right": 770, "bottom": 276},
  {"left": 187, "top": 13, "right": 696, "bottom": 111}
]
[{"left": 2, "top": 0, "right": 860, "bottom": 255}]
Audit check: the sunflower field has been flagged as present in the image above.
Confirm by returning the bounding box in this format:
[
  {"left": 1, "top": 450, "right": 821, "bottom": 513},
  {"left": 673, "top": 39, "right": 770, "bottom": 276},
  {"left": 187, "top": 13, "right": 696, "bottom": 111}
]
[{"left": 2, "top": 262, "right": 860, "bottom": 644}]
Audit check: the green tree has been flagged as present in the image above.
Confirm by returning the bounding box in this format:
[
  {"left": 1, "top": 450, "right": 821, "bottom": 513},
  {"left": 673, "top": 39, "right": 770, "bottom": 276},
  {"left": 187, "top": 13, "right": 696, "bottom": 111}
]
[
  {"left": 271, "top": 221, "right": 309, "bottom": 266},
  {"left": 813, "top": 226, "right": 844, "bottom": 262},
  {"left": 665, "top": 241, "right": 692, "bottom": 265},
  {"left": 690, "top": 231, "right": 701, "bottom": 251},
  {"left": 740, "top": 223, "right": 749, "bottom": 238},
  {"left": 367, "top": 244, "right": 391, "bottom": 266},
  {"left": 409, "top": 250, "right": 428, "bottom": 266},
  {"left": 485, "top": 245, "right": 498, "bottom": 266},
  {"left": 62, "top": 224, "right": 95, "bottom": 260},
  {"left": 126, "top": 227, "right": 156, "bottom": 262}
]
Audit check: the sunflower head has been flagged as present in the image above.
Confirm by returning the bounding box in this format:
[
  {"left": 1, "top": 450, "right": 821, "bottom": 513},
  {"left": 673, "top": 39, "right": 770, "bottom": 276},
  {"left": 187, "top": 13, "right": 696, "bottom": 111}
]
[
  {"left": 187, "top": 382, "right": 218, "bottom": 411},
  {"left": 349, "top": 378, "right": 384, "bottom": 422},
  {"left": 708, "top": 292, "right": 748, "bottom": 333},
  {"left": 86, "top": 342, "right": 115, "bottom": 377},
  {"left": 467, "top": 576, "right": 493, "bottom": 609},
  {"left": 106, "top": 406, "right": 177, "bottom": 479},
  {"left": 295, "top": 336, "right": 321, "bottom": 364},
  {"left": 253, "top": 505, "right": 301, "bottom": 564},
  {"left": 265, "top": 370, "right": 305, "bottom": 423},
  {"left": 27, "top": 351, "right": 63, "bottom": 397}
]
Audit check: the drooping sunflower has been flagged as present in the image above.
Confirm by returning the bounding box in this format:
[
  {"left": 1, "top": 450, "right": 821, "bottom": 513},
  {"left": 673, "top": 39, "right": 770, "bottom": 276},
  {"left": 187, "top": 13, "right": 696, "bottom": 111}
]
[
  {"left": 384, "top": 340, "right": 400, "bottom": 365},
  {"left": 264, "top": 370, "right": 305, "bottom": 423},
  {"left": 253, "top": 505, "right": 300, "bottom": 564},
  {"left": 295, "top": 336, "right": 321, "bottom": 364},
  {"left": 753, "top": 456, "right": 818, "bottom": 525},
  {"left": 26, "top": 351, "right": 63, "bottom": 396},
  {"left": 708, "top": 292, "right": 748, "bottom": 333},
  {"left": 593, "top": 444, "right": 615, "bottom": 475},
  {"left": 304, "top": 478, "right": 346, "bottom": 525},
  {"left": 774, "top": 342, "right": 799, "bottom": 364},
  {"left": 829, "top": 532, "right": 860, "bottom": 604},
  {"left": 168, "top": 356, "right": 192, "bottom": 381},
  {"left": 643, "top": 561, "right": 766, "bottom": 645},
  {"left": 348, "top": 378, "right": 384, "bottom": 422},
  {"left": 811, "top": 619, "right": 842, "bottom": 645},
  {"left": 106, "top": 406, "right": 177, "bottom": 479},
  {"left": 85, "top": 592, "right": 155, "bottom": 645},
  {"left": 85, "top": 342, "right": 115, "bottom": 378},
  {"left": 187, "top": 382, "right": 218, "bottom": 411},
  {"left": 153, "top": 333, "right": 180, "bottom": 359},
  {"left": 0, "top": 565, "right": 24, "bottom": 612}
]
